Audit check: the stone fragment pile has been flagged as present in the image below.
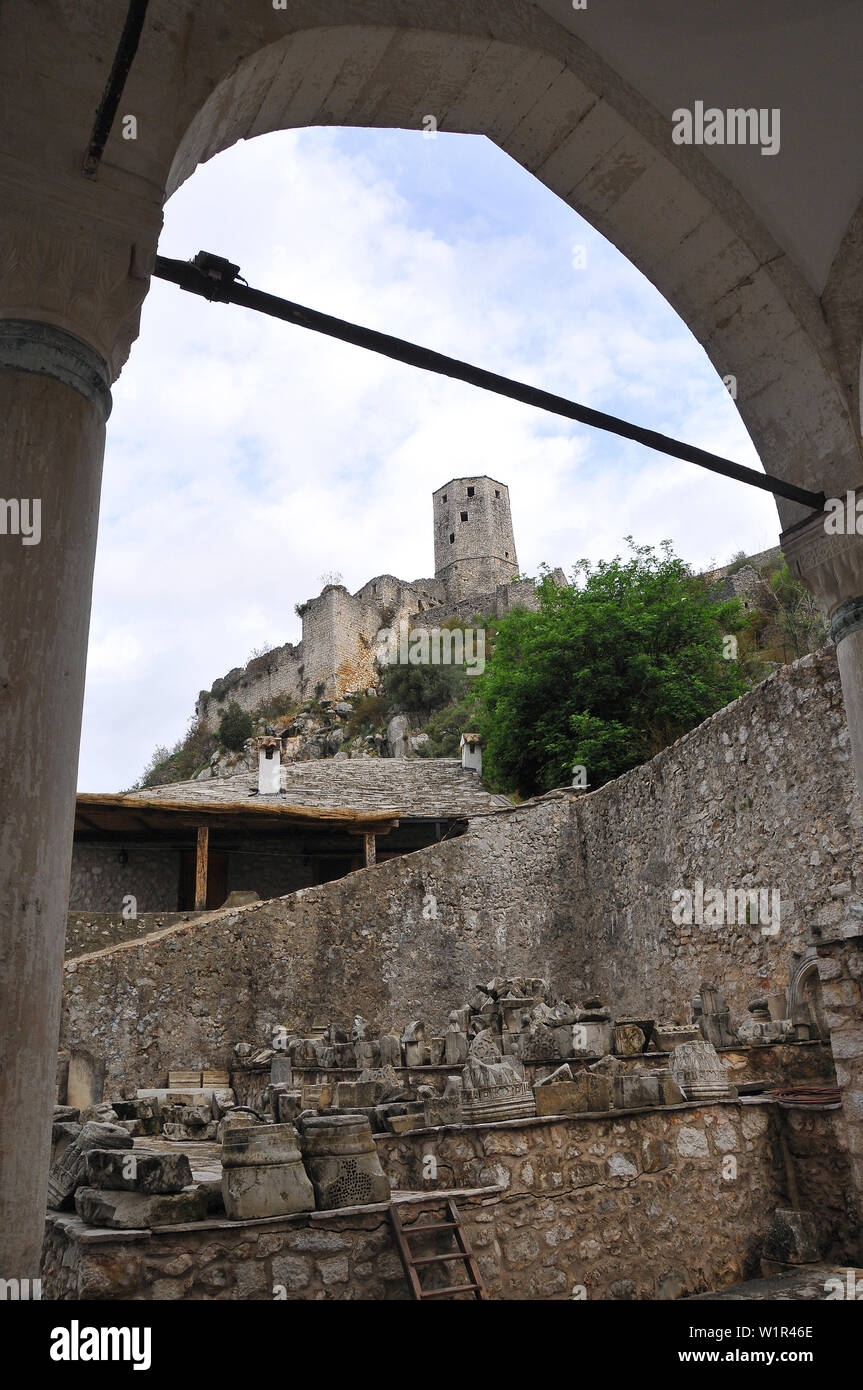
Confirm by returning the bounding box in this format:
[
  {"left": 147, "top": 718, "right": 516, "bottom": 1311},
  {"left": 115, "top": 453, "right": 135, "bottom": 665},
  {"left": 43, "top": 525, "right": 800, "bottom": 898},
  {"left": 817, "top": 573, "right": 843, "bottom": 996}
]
[
  {"left": 47, "top": 1111, "right": 208, "bottom": 1229},
  {"left": 242, "top": 974, "right": 812, "bottom": 1093}
]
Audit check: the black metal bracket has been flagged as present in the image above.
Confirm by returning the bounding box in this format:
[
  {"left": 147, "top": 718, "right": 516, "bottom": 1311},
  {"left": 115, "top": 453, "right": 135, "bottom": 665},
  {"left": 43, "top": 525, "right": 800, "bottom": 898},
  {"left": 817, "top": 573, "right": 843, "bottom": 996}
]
[{"left": 82, "top": 0, "right": 150, "bottom": 179}]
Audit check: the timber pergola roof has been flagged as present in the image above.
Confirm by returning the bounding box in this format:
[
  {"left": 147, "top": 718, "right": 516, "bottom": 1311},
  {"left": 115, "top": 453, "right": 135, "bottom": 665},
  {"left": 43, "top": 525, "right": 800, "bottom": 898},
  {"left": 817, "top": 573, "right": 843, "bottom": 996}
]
[{"left": 74, "top": 792, "right": 399, "bottom": 838}]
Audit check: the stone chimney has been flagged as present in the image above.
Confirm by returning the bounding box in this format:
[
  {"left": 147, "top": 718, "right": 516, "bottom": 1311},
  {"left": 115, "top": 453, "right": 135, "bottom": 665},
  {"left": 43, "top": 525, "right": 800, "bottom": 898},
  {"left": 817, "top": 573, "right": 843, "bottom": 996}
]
[
  {"left": 460, "top": 732, "right": 482, "bottom": 775},
  {"left": 257, "top": 736, "right": 281, "bottom": 795}
]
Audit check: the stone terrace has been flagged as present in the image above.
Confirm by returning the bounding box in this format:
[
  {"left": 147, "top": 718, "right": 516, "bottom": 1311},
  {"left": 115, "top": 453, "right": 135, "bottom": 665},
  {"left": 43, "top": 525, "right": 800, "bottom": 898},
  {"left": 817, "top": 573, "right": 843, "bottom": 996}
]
[{"left": 42, "top": 1097, "right": 860, "bottom": 1300}]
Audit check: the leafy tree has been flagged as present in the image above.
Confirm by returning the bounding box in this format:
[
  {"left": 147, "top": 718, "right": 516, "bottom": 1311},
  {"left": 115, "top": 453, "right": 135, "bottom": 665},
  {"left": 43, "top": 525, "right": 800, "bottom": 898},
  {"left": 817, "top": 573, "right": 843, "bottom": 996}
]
[
  {"left": 217, "top": 700, "right": 254, "bottom": 752},
  {"left": 474, "top": 542, "right": 748, "bottom": 797}
]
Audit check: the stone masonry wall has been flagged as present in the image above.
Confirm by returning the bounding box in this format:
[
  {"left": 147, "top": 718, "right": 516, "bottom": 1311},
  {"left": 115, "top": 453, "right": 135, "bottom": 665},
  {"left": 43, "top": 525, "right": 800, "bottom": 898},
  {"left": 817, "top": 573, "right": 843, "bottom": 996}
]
[
  {"left": 420, "top": 576, "right": 541, "bottom": 632},
  {"left": 196, "top": 569, "right": 542, "bottom": 729},
  {"left": 566, "top": 647, "right": 862, "bottom": 1013},
  {"left": 815, "top": 927, "right": 863, "bottom": 1198},
  {"left": 69, "top": 844, "right": 180, "bottom": 914},
  {"left": 61, "top": 792, "right": 576, "bottom": 1093},
  {"left": 62, "top": 648, "right": 862, "bottom": 1095},
  {"left": 377, "top": 1102, "right": 861, "bottom": 1288},
  {"left": 197, "top": 576, "right": 440, "bottom": 727},
  {"left": 65, "top": 911, "right": 197, "bottom": 960},
  {"left": 41, "top": 1103, "right": 859, "bottom": 1300}
]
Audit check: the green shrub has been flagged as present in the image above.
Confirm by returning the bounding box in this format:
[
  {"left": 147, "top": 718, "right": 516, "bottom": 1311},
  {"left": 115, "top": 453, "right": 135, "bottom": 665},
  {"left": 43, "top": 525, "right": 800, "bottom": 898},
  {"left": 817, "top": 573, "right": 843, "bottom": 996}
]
[
  {"left": 218, "top": 701, "right": 254, "bottom": 752},
  {"left": 344, "top": 694, "right": 388, "bottom": 741},
  {"left": 380, "top": 659, "right": 469, "bottom": 715},
  {"left": 417, "top": 694, "right": 480, "bottom": 757}
]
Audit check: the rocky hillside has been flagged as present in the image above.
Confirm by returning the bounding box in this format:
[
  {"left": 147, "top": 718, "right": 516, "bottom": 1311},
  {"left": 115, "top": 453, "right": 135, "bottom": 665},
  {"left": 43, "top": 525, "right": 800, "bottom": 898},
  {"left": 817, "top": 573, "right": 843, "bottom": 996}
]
[{"left": 193, "top": 698, "right": 435, "bottom": 783}]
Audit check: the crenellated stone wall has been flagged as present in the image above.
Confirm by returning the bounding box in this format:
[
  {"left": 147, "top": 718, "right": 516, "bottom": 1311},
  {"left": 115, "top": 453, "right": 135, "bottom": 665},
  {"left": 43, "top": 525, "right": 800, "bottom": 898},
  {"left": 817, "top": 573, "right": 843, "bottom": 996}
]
[{"left": 197, "top": 574, "right": 449, "bottom": 727}]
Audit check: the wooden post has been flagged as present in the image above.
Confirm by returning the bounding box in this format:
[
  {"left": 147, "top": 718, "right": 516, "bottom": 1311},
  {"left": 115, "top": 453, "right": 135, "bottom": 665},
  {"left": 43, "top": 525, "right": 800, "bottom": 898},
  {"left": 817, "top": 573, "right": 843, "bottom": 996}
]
[
  {"left": 364, "top": 831, "right": 376, "bottom": 867},
  {"left": 194, "top": 825, "right": 209, "bottom": 910}
]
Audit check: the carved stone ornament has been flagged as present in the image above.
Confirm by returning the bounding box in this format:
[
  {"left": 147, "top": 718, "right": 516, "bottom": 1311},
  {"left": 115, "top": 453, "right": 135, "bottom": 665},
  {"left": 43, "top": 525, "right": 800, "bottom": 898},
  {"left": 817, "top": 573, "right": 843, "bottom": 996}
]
[
  {"left": 0, "top": 188, "right": 157, "bottom": 379},
  {"left": 781, "top": 508, "right": 863, "bottom": 634}
]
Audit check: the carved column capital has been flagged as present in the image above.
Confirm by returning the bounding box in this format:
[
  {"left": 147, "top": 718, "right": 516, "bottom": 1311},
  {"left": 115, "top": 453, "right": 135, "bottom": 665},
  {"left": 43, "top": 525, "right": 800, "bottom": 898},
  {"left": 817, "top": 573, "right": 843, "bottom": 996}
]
[
  {"left": 0, "top": 166, "right": 159, "bottom": 380},
  {"left": 782, "top": 506, "right": 863, "bottom": 643}
]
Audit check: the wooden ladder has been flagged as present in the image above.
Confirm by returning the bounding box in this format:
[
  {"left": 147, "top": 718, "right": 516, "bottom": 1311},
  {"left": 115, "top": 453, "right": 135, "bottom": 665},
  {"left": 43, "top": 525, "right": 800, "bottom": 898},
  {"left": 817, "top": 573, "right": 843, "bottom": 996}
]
[{"left": 390, "top": 1197, "right": 488, "bottom": 1300}]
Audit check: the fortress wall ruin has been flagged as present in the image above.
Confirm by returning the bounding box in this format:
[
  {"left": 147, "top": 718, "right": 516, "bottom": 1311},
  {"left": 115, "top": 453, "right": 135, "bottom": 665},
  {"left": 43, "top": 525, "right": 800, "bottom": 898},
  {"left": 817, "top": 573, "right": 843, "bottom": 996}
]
[
  {"left": 197, "top": 576, "right": 447, "bottom": 728},
  {"left": 62, "top": 648, "right": 861, "bottom": 1094},
  {"left": 418, "top": 577, "right": 541, "bottom": 632}
]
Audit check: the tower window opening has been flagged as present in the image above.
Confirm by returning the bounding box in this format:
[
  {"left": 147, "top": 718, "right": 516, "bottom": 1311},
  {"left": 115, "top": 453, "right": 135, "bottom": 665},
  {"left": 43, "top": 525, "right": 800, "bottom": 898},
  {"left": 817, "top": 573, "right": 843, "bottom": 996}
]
[
  {"left": 450, "top": 533, "right": 455, "bottom": 544},
  {"left": 461, "top": 511, "right": 468, "bottom": 521},
  {"left": 442, "top": 493, "right": 447, "bottom": 502},
  {"left": 495, "top": 489, "right": 500, "bottom": 498},
  {"left": 467, "top": 486, "right": 475, "bottom": 497}
]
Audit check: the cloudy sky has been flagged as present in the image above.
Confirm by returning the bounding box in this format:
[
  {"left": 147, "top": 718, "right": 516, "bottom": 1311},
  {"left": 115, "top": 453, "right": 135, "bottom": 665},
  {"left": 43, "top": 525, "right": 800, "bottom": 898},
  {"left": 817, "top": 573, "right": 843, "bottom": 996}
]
[{"left": 80, "top": 125, "right": 779, "bottom": 792}]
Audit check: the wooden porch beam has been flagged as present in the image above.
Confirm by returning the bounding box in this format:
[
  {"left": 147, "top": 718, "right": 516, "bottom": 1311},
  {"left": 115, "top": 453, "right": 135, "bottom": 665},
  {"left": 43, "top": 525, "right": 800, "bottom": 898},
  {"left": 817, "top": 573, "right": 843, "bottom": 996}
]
[{"left": 194, "top": 825, "right": 209, "bottom": 910}]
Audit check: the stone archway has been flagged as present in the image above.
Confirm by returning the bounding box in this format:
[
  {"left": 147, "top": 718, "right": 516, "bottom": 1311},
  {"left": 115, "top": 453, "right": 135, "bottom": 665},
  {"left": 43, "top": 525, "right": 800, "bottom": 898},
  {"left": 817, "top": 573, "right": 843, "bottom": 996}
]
[
  {"left": 164, "top": 18, "right": 862, "bottom": 518},
  {"left": 3, "top": 0, "right": 863, "bottom": 1279},
  {"left": 788, "top": 950, "right": 829, "bottom": 1042}
]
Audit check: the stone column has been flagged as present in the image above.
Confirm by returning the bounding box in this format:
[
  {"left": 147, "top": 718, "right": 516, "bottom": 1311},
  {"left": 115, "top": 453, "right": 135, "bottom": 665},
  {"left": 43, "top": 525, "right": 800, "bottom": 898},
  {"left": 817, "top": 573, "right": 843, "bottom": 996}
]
[
  {"left": 783, "top": 512, "right": 863, "bottom": 1208},
  {"left": 0, "top": 325, "right": 112, "bottom": 1278},
  {"left": 0, "top": 165, "right": 157, "bottom": 1278}
]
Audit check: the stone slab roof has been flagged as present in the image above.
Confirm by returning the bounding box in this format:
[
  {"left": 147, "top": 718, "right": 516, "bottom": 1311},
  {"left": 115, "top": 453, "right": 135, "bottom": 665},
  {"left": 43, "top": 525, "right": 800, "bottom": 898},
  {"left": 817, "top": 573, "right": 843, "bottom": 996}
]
[{"left": 129, "top": 758, "right": 511, "bottom": 819}]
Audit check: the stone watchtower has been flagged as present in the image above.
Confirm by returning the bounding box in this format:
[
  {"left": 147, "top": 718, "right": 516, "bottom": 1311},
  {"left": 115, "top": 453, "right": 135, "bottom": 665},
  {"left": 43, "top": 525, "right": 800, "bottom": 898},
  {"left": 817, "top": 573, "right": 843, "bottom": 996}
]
[{"left": 433, "top": 476, "right": 519, "bottom": 603}]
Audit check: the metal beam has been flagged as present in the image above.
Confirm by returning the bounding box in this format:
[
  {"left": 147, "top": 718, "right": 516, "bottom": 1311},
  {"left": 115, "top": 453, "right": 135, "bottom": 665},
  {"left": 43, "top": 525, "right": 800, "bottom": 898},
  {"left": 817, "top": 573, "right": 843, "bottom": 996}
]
[
  {"left": 82, "top": 0, "right": 150, "bottom": 178},
  {"left": 154, "top": 252, "right": 826, "bottom": 513}
]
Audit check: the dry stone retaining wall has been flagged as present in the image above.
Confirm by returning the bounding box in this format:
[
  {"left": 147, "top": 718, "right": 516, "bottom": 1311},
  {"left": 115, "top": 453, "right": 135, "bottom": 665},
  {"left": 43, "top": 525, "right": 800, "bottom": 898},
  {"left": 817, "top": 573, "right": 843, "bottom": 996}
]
[{"left": 41, "top": 1103, "right": 858, "bottom": 1300}]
